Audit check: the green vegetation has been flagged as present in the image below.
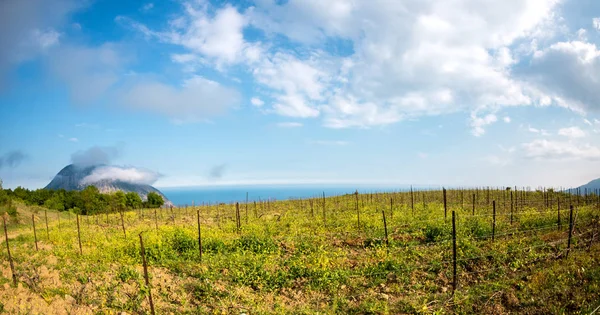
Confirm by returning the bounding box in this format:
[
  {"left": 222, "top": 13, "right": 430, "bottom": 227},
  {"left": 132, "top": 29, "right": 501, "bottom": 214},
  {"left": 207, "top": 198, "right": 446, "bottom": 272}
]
[
  {"left": 0, "top": 188, "right": 598, "bottom": 314},
  {"left": 2, "top": 185, "right": 164, "bottom": 215}
]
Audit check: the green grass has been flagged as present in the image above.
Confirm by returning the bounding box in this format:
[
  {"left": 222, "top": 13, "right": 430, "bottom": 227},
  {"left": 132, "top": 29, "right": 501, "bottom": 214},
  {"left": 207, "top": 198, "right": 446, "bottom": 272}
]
[{"left": 0, "top": 189, "right": 599, "bottom": 314}]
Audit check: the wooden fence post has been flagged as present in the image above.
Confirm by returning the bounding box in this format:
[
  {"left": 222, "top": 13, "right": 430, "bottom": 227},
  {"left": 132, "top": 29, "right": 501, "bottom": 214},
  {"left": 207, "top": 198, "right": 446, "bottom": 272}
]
[
  {"left": 382, "top": 209, "right": 389, "bottom": 248},
  {"left": 410, "top": 186, "right": 414, "bottom": 216},
  {"left": 567, "top": 205, "right": 574, "bottom": 258},
  {"left": 510, "top": 191, "right": 514, "bottom": 225},
  {"left": 558, "top": 198, "right": 561, "bottom": 230},
  {"left": 492, "top": 201, "right": 496, "bottom": 242},
  {"left": 322, "top": 192, "right": 327, "bottom": 224},
  {"left": 443, "top": 188, "right": 447, "bottom": 220},
  {"left": 235, "top": 202, "right": 241, "bottom": 233},
  {"left": 154, "top": 208, "right": 158, "bottom": 231},
  {"left": 139, "top": 234, "right": 156, "bottom": 315},
  {"left": 120, "top": 210, "right": 127, "bottom": 239},
  {"left": 44, "top": 210, "right": 49, "bottom": 240},
  {"left": 32, "top": 214, "right": 38, "bottom": 251},
  {"left": 76, "top": 214, "right": 82, "bottom": 255},
  {"left": 355, "top": 191, "right": 360, "bottom": 230},
  {"left": 452, "top": 210, "right": 457, "bottom": 293},
  {"left": 3, "top": 217, "right": 17, "bottom": 286},
  {"left": 197, "top": 209, "right": 203, "bottom": 261}
]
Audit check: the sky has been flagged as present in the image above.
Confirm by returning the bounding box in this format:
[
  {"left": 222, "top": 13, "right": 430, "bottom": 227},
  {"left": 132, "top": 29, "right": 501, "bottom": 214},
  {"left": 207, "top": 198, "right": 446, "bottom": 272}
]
[{"left": 1, "top": 0, "right": 600, "bottom": 190}]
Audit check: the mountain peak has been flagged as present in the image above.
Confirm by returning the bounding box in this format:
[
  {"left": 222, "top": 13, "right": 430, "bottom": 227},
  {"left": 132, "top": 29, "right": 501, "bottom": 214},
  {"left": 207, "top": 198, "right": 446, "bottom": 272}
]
[{"left": 45, "top": 164, "right": 169, "bottom": 203}]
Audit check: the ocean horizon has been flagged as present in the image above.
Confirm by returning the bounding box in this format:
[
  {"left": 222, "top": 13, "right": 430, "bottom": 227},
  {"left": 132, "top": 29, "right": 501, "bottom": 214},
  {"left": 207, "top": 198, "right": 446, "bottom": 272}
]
[{"left": 158, "top": 184, "right": 444, "bottom": 206}]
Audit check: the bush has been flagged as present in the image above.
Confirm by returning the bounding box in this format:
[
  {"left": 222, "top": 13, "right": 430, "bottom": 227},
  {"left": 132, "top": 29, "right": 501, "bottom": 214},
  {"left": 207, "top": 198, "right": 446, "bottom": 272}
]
[
  {"left": 424, "top": 224, "right": 446, "bottom": 243},
  {"left": 168, "top": 229, "right": 196, "bottom": 255}
]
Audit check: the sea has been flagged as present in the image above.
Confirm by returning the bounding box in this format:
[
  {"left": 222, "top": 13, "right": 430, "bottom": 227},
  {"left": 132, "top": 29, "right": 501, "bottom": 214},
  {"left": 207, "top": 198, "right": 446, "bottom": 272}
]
[{"left": 159, "top": 184, "right": 442, "bottom": 206}]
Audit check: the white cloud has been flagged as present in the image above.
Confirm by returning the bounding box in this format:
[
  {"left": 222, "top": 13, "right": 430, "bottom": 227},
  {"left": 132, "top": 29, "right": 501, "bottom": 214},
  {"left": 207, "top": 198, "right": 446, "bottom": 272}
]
[
  {"left": 417, "top": 152, "right": 428, "bottom": 159},
  {"left": 470, "top": 113, "right": 497, "bottom": 137},
  {"left": 243, "top": 0, "right": 560, "bottom": 128},
  {"left": 584, "top": 119, "right": 592, "bottom": 126},
  {"left": 251, "top": 52, "right": 329, "bottom": 118},
  {"left": 527, "top": 126, "right": 550, "bottom": 136},
  {"left": 128, "top": 3, "right": 250, "bottom": 66},
  {"left": 81, "top": 166, "right": 161, "bottom": 185},
  {"left": 250, "top": 97, "right": 264, "bottom": 107},
  {"left": 558, "top": 126, "right": 586, "bottom": 138},
  {"left": 594, "top": 18, "right": 600, "bottom": 31},
  {"left": 113, "top": 0, "right": 600, "bottom": 133},
  {"left": 120, "top": 75, "right": 240, "bottom": 123},
  {"left": 141, "top": 3, "right": 154, "bottom": 12},
  {"left": 68, "top": 137, "right": 78, "bottom": 142},
  {"left": 522, "top": 41, "right": 600, "bottom": 112},
  {"left": 503, "top": 116, "right": 511, "bottom": 123},
  {"left": 276, "top": 122, "right": 303, "bottom": 128},
  {"left": 272, "top": 93, "right": 320, "bottom": 118},
  {"left": 121, "top": 0, "right": 575, "bottom": 131},
  {"left": 522, "top": 139, "right": 600, "bottom": 160}
]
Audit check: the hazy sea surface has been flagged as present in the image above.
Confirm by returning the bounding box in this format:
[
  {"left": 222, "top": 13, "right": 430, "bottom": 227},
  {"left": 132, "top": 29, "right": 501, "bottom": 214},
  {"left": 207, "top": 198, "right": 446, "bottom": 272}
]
[{"left": 159, "top": 184, "right": 440, "bottom": 206}]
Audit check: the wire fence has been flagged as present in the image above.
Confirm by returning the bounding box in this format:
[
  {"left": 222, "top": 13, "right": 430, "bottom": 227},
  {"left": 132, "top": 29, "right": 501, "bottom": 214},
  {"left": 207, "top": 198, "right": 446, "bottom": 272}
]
[{"left": 1, "top": 190, "right": 599, "bottom": 313}]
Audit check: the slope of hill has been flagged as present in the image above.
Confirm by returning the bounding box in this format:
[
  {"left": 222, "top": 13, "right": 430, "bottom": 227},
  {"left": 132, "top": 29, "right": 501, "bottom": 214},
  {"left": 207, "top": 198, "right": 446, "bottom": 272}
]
[
  {"left": 577, "top": 178, "right": 600, "bottom": 191},
  {"left": 45, "top": 164, "right": 169, "bottom": 202}
]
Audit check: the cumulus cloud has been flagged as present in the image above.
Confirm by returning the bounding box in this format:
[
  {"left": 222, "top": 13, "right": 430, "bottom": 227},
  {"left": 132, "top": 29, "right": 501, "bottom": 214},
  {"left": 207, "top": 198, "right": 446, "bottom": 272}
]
[
  {"left": 71, "top": 145, "right": 121, "bottom": 166},
  {"left": 594, "top": 18, "right": 600, "bottom": 31},
  {"left": 558, "top": 126, "right": 586, "bottom": 138},
  {"left": 521, "top": 41, "right": 600, "bottom": 112},
  {"left": 0, "top": 151, "right": 27, "bottom": 169},
  {"left": 245, "top": 0, "right": 554, "bottom": 127},
  {"left": 522, "top": 139, "right": 600, "bottom": 160},
  {"left": 117, "top": 0, "right": 600, "bottom": 134},
  {"left": 81, "top": 165, "right": 161, "bottom": 185},
  {"left": 118, "top": 2, "right": 250, "bottom": 67}
]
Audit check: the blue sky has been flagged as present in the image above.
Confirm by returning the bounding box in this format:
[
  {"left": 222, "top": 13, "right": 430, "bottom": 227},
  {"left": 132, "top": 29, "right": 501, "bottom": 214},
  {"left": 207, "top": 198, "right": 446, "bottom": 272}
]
[{"left": 1, "top": 0, "right": 600, "bottom": 189}]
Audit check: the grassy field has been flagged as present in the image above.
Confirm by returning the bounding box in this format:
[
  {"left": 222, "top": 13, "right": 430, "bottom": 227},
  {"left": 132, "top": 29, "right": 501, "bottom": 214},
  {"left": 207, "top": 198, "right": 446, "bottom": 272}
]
[{"left": 1, "top": 189, "right": 599, "bottom": 314}]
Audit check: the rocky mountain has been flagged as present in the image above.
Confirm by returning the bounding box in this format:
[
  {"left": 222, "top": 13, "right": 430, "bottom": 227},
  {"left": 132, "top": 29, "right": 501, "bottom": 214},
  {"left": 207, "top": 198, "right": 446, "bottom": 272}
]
[
  {"left": 573, "top": 178, "right": 600, "bottom": 194},
  {"left": 45, "top": 164, "right": 170, "bottom": 203}
]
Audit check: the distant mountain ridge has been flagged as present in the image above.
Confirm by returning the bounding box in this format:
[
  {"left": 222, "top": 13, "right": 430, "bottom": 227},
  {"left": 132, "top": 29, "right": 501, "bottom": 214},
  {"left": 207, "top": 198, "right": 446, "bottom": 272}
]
[
  {"left": 574, "top": 178, "right": 600, "bottom": 194},
  {"left": 45, "top": 164, "right": 170, "bottom": 203}
]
